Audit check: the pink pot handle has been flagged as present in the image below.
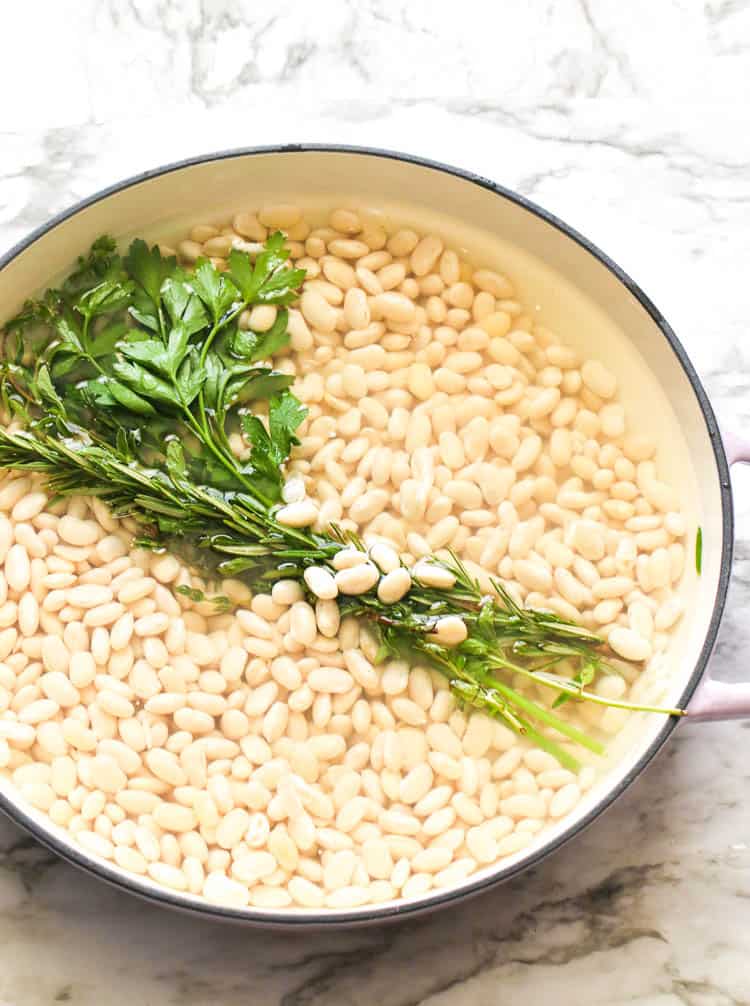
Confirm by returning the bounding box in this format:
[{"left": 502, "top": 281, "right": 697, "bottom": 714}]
[
  {"left": 686, "top": 432, "right": 750, "bottom": 721},
  {"left": 722, "top": 432, "right": 750, "bottom": 466}
]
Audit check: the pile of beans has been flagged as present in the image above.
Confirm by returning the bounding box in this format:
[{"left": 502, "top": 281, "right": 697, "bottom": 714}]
[{"left": 0, "top": 203, "right": 687, "bottom": 911}]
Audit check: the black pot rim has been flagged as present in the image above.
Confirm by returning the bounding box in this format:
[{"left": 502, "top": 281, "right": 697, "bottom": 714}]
[{"left": 0, "top": 143, "right": 734, "bottom": 929}]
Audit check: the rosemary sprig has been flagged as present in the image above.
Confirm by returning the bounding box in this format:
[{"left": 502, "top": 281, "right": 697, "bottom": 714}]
[
  {"left": 340, "top": 553, "right": 683, "bottom": 770},
  {"left": 0, "top": 235, "right": 684, "bottom": 772}
]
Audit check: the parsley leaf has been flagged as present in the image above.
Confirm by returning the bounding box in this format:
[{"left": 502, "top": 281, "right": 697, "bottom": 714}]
[
  {"left": 76, "top": 278, "right": 134, "bottom": 322},
  {"left": 231, "top": 308, "right": 290, "bottom": 363},
  {"left": 239, "top": 414, "right": 284, "bottom": 501},
  {"left": 112, "top": 358, "right": 181, "bottom": 408},
  {"left": 190, "top": 259, "right": 239, "bottom": 323},
  {"left": 175, "top": 349, "right": 207, "bottom": 407},
  {"left": 107, "top": 380, "right": 157, "bottom": 415},
  {"left": 124, "top": 240, "right": 174, "bottom": 309},
  {"left": 235, "top": 371, "right": 294, "bottom": 404},
  {"left": 228, "top": 233, "right": 306, "bottom": 306},
  {"left": 62, "top": 236, "right": 120, "bottom": 296},
  {"left": 269, "top": 390, "right": 308, "bottom": 459},
  {"left": 161, "top": 276, "right": 208, "bottom": 336},
  {"left": 240, "top": 390, "right": 307, "bottom": 501}
]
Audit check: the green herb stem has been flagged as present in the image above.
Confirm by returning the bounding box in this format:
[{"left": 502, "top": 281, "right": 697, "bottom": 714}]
[{"left": 695, "top": 526, "right": 703, "bottom": 575}]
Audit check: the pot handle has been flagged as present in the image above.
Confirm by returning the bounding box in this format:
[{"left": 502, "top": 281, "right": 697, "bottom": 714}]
[{"left": 686, "top": 432, "right": 750, "bottom": 721}]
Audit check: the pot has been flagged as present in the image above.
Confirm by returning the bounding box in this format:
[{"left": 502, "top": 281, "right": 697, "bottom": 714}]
[{"left": 0, "top": 145, "right": 744, "bottom": 928}]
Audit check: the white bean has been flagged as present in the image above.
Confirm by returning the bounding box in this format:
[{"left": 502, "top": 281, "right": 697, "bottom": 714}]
[
  {"left": 608, "top": 626, "right": 652, "bottom": 662},
  {"left": 377, "top": 568, "right": 411, "bottom": 604},
  {"left": 335, "top": 563, "right": 379, "bottom": 595},
  {"left": 304, "top": 566, "right": 338, "bottom": 600}
]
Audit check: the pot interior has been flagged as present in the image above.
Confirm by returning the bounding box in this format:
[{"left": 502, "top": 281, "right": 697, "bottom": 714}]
[{"left": 0, "top": 148, "right": 730, "bottom": 923}]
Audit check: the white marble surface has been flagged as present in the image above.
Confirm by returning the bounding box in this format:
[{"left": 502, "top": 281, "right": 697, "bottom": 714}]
[{"left": 3, "top": 2, "right": 750, "bottom": 1003}]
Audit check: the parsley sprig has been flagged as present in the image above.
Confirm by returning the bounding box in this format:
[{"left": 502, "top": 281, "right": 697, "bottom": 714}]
[{"left": 3, "top": 233, "right": 306, "bottom": 505}]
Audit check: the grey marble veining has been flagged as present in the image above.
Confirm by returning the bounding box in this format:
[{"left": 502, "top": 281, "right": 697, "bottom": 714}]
[{"left": 2, "top": 1, "right": 750, "bottom": 1002}]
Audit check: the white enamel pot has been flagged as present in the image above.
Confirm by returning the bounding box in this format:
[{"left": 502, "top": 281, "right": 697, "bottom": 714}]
[{"left": 0, "top": 146, "right": 744, "bottom": 928}]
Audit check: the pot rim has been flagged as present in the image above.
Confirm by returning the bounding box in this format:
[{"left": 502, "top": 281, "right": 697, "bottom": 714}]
[{"left": 0, "top": 143, "right": 734, "bottom": 928}]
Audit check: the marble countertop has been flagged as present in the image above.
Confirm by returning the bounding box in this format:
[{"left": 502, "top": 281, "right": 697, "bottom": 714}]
[{"left": 3, "top": 2, "right": 750, "bottom": 1003}]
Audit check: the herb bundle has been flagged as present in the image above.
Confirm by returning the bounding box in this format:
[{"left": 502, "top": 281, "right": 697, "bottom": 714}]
[{"left": 0, "top": 235, "right": 683, "bottom": 770}]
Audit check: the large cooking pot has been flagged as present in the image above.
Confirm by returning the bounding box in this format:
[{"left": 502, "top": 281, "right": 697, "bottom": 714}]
[{"left": 0, "top": 145, "right": 745, "bottom": 928}]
